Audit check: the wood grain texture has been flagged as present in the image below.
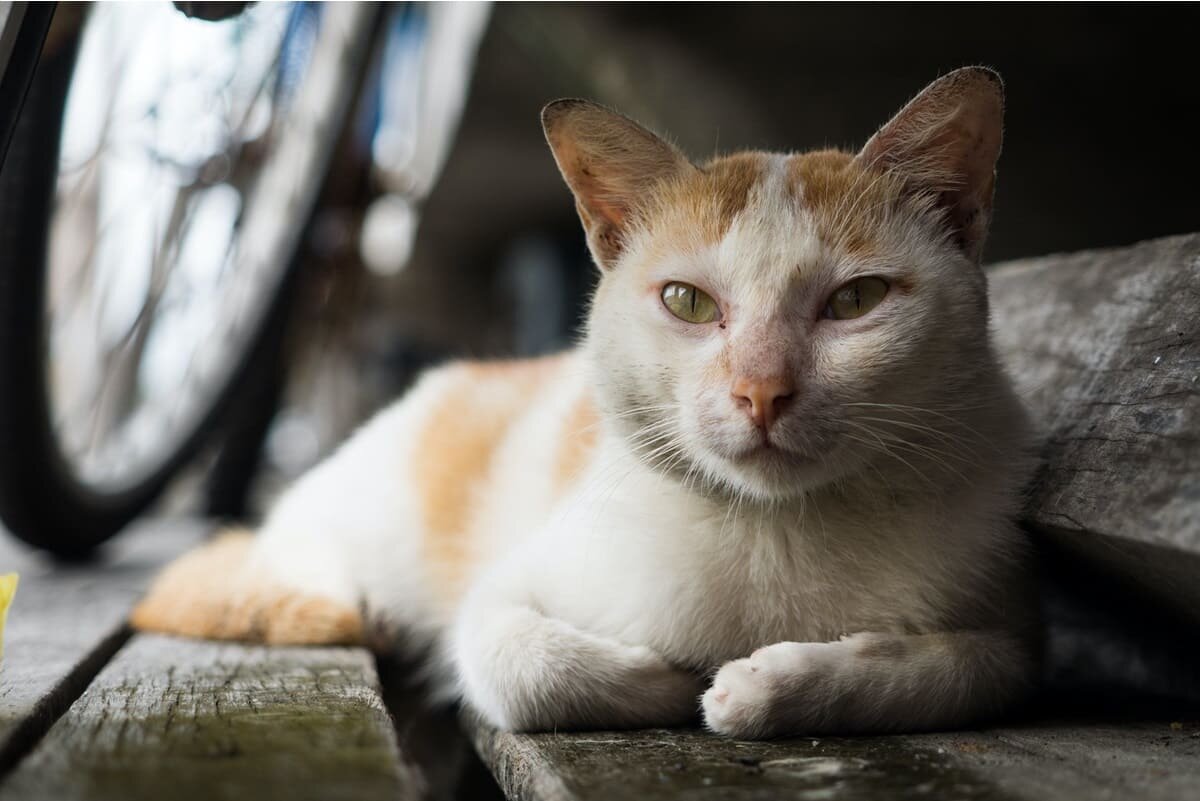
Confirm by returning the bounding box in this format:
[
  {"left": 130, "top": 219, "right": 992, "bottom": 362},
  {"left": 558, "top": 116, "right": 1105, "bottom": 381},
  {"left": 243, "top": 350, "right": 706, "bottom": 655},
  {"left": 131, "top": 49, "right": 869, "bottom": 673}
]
[
  {"left": 0, "top": 519, "right": 209, "bottom": 771},
  {"left": 0, "top": 635, "right": 414, "bottom": 801},
  {"left": 464, "top": 712, "right": 1200, "bottom": 801},
  {"left": 989, "top": 233, "right": 1200, "bottom": 618}
]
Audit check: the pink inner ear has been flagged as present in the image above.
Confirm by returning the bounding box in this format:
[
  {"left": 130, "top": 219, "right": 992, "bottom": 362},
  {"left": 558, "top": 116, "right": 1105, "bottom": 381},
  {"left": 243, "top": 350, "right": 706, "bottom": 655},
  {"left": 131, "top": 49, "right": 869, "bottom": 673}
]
[
  {"left": 864, "top": 106, "right": 991, "bottom": 191},
  {"left": 542, "top": 100, "right": 693, "bottom": 267},
  {"left": 593, "top": 198, "right": 626, "bottom": 227},
  {"left": 553, "top": 136, "right": 630, "bottom": 229},
  {"left": 855, "top": 70, "right": 1003, "bottom": 260},
  {"left": 575, "top": 165, "right": 627, "bottom": 226},
  {"left": 859, "top": 69, "right": 1002, "bottom": 193}
]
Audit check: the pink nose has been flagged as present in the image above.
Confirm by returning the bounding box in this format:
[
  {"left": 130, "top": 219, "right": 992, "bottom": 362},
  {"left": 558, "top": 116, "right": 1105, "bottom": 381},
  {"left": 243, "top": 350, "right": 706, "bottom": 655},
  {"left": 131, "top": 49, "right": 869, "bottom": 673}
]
[{"left": 732, "top": 376, "right": 795, "bottom": 431}]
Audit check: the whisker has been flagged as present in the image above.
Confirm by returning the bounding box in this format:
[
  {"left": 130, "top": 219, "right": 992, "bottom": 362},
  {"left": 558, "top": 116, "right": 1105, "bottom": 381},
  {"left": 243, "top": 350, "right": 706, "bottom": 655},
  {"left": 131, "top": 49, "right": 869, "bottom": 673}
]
[
  {"left": 842, "top": 432, "right": 940, "bottom": 491},
  {"left": 846, "top": 416, "right": 982, "bottom": 461},
  {"left": 844, "top": 401, "right": 999, "bottom": 434}
]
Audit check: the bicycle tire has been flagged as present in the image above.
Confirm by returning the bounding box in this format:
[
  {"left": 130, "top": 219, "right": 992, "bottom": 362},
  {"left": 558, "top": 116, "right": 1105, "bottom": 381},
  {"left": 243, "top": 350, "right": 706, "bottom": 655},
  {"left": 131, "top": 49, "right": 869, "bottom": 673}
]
[
  {"left": 0, "top": 4, "right": 381, "bottom": 557},
  {"left": 0, "top": 3, "right": 54, "bottom": 166}
]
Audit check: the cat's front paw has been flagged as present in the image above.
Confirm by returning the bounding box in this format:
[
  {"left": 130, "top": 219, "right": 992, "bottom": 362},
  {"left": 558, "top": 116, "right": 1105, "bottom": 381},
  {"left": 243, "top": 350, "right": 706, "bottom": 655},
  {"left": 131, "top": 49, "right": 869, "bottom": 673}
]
[{"left": 702, "top": 641, "right": 839, "bottom": 739}]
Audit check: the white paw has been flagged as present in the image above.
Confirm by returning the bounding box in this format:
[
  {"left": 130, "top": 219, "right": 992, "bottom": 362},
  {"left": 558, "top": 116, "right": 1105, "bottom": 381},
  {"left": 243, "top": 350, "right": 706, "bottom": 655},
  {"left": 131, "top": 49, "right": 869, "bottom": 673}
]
[{"left": 702, "top": 641, "right": 839, "bottom": 739}]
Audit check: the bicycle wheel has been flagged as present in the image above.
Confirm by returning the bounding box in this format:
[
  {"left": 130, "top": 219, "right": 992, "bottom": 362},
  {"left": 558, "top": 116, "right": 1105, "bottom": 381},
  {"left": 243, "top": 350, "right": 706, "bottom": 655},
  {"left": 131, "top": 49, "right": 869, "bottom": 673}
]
[{"left": 0, "top": 2, "right": 380, "bottom": 557}]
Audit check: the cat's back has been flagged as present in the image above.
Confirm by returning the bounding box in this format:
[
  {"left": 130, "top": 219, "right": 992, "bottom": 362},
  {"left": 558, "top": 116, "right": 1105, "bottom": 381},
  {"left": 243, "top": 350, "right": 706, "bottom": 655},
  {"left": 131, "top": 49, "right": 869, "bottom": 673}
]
[
  {"left": 260, "top": 349, "right": 600, "bottom": 619},
  {"left": 401, "top": 351, "right": 596, "bottom": 598}
]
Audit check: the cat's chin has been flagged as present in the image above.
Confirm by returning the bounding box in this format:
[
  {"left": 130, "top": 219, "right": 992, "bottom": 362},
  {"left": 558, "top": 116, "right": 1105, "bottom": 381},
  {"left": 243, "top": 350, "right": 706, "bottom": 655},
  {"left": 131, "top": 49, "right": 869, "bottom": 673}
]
[{"left": 707, "top": 444, "right": 832, "bottom": 501}]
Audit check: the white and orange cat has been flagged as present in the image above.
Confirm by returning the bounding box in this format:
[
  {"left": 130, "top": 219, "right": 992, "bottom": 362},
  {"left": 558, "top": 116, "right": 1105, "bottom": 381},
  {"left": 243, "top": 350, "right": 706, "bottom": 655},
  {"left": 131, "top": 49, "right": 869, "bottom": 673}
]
[{"left": 133, "top": 67, "right": 1038, "bottom": 739}]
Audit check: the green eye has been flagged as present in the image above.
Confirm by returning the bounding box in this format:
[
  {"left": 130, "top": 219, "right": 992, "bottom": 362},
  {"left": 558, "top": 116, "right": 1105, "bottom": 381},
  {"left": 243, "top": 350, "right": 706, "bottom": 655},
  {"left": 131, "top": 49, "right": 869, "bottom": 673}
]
[
  {"left": 824, "top": 277, "right": 889, "bottom": 320},
  {"left": 661, "top": 282, "right": 720, "bottom": 324}
]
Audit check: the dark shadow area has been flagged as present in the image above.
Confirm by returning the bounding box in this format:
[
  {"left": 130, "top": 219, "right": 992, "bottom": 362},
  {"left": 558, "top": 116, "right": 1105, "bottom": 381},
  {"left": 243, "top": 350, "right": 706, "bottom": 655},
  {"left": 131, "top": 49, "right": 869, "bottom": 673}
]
[
  {"left": 1036, "top": 537, "right": 1200, "bottom": 722},
  {"left": 375, "top": 655, "right": 505, "bottom": 801}
]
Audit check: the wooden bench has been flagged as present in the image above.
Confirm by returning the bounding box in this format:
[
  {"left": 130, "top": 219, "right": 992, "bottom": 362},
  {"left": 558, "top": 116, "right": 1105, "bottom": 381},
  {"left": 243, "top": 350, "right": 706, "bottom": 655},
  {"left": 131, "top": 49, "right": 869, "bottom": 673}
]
[
  {"left": 0, "top": 234, "right": 1194, "bottom": 799},
  {"left": 465, "top": 713, "right": 1200, "bottom": 801},
  {"left": 0, "top": 522, "right": 416, "bottom": 801}
]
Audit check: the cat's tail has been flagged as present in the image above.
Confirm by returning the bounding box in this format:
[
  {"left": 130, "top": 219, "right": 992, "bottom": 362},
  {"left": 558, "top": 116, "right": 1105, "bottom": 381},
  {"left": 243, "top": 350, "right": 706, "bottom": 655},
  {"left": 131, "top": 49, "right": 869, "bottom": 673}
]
[{"left": 129, "top": 530, "right": 365, "bottom": 646}]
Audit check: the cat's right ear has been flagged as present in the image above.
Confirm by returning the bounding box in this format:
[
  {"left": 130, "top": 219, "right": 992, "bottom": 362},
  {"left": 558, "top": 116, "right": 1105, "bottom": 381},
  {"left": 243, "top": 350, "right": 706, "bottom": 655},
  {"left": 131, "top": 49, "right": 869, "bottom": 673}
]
[{"left": 542, "top": 100, "right": 693, "bottom": 269}]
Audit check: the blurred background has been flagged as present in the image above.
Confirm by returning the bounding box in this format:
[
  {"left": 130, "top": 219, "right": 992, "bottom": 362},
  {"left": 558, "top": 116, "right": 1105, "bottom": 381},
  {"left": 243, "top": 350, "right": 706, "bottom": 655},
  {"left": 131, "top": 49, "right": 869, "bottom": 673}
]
[
  {"left": 269, "top": 2, "right": 1200, "bottom": 504},
  {"left": 0, "top": 0, "right": 1197, "bottom": 550}
]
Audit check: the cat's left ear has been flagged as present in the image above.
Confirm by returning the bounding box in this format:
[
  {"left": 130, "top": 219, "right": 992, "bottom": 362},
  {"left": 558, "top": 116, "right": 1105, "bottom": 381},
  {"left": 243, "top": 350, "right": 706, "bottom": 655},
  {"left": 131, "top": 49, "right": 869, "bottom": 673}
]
[
  {"left": 542, "top": 99, "right": 694, "bottom": 269},
  {"left": 857, "top": 67, "right": 1004, "bottom": 263}
]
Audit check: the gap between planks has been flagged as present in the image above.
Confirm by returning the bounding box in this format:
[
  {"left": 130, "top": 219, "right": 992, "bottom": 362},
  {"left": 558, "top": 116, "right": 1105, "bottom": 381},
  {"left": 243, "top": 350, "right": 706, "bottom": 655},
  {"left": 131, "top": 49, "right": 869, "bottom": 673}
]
[{"left": 0, "top": 519, "right": 210, "bottom": 776}]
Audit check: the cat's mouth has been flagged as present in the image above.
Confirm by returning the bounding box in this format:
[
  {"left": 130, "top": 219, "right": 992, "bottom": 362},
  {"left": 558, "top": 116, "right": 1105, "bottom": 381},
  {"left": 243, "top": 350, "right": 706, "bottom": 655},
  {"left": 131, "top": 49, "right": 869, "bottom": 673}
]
[
  {"left": 726, "top": 437, "right": 812, "bottom": 466},
  {"left": 710, "top": 437, "right": 833, "bottom": 500}
]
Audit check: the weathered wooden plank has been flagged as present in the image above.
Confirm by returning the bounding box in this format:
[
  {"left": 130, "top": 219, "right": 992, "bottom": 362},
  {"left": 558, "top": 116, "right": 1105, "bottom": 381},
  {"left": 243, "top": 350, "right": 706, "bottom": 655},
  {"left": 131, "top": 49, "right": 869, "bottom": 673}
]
[
  {"left": 979, "top": 721, "right": 1200, "bottom": 800},
  {"left": 0, "top": 634, "right": 415, "bottom": 801},
  {"left": 464, "top": 713, "right": 1200, "bottom": 801},
  {"left": 989, "top": 233, "right": 1200, "bottom": 620},
  {"left": 0, "top": 519, "right": 209, "bottom": 772}
]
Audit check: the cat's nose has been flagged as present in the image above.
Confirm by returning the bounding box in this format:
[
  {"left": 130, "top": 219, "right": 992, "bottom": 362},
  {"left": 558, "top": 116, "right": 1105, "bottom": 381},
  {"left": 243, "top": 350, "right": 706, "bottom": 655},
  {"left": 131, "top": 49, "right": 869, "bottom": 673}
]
[{"left": 731, "top": 377, "right": 794, "bottom": 432}]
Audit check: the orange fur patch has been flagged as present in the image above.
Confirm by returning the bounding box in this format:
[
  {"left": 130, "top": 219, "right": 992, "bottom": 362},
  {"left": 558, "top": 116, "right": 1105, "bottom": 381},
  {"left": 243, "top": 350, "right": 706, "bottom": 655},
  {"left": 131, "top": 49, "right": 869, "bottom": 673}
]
[
  {"left": 786, "top": 149, "right": 900, "bottom": 258},
  {"left": 634, "top": 148, "right": 909, "bottom": 264},
  {"left": 646, "top": 152, "right": 768, "bottom": 255},
  {"left": 699, "top": 152, "right": 770, "bottom": 238},
  {"left": 415, "top": 356, "right": 567, "bottom": 595},
  {"left": 553, "top": 392, "right": 600, "bottom": 496},
  {"left": 642, "top": 150, "right": 901, "bottom": 261},
  {"left": 130, "top": 531, "right": 364, "bottom": 646}
]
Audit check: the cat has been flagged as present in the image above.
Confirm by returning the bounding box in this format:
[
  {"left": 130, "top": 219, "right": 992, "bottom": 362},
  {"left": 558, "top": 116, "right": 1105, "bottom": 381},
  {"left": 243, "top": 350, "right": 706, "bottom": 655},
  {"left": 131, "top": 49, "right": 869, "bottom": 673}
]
[{"left": 132, "top": 66, "right": 1039, "bottom": 739}]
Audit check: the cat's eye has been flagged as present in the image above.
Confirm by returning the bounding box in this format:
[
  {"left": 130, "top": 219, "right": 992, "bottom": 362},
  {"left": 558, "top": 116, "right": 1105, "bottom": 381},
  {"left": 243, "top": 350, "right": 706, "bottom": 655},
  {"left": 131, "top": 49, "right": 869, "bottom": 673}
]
[
  {"left": 823, "top": 277, "right": 889, "bottom": 320},
  {"left": 661, "top": 282, "right": 720, "bottom": 324}
]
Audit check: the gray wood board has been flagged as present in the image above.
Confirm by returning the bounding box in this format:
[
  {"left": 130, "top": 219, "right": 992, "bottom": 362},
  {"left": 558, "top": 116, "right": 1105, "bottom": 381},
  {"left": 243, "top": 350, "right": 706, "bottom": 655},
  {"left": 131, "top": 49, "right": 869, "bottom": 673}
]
[
  {"left": 0, "top": 519, "right": 209, "bottom": 771},
  {"left": 989, "top": 233, "right": 1200, "bottom": 614},
  {"left": 0, "top": 634, "right": 416, "bottom": 801},
  {"left": 465, "top": 713, "right": 1200, "bottom": 801}
]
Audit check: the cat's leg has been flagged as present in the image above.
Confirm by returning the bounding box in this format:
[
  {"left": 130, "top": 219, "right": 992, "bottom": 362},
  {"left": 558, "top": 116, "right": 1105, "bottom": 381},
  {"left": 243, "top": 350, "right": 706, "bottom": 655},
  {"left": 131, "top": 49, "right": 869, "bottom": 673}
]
[
  {"left": 702, "top": 629, "right": 1035, "bottom": 739},
  {"left": 453, "top": 583, "right": 704, "bottom": 731},
  {"left": 133, "top": 387, "right": 442, "bottom": 648},
  {"left": 129, "top": 529, "right": 364, "bottom": 645}
]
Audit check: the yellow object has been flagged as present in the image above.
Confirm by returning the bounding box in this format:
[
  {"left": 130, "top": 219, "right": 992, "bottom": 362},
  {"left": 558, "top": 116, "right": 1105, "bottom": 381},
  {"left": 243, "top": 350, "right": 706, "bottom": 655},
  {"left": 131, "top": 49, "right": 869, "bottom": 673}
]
[{"left": 0, "top": 573, "right": 17, "bottom": 660}]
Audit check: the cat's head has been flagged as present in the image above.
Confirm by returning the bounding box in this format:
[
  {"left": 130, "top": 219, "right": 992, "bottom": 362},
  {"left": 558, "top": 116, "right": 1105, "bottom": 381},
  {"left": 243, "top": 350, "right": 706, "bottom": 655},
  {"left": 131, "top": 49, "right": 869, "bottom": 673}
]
[{"left": 544, "top": 68, "right": 1011, "bottom": 501}]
